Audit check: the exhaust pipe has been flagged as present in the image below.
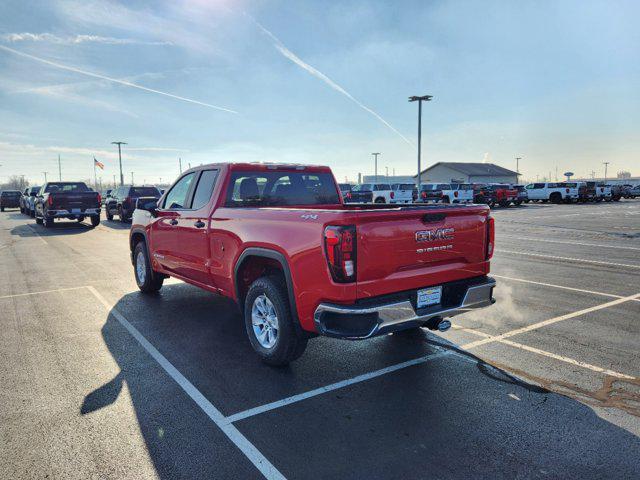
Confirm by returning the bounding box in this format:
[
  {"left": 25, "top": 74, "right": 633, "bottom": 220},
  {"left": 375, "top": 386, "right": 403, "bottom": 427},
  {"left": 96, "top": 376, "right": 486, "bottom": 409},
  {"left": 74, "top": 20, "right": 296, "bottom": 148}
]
[{"left": 424, "top": 316, "right": 452, "bottom": 332}]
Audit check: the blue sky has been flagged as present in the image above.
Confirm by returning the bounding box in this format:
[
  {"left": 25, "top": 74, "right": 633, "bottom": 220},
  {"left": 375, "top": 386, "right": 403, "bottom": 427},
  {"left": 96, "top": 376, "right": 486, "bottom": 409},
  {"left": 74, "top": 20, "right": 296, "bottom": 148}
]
[{"left": 0, "top": 0, "right": 638, "bottom": 186}]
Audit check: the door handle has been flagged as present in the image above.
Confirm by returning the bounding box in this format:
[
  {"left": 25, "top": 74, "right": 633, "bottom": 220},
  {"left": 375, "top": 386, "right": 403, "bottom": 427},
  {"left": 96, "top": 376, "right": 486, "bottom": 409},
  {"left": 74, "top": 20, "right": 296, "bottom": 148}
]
[
  {"left": 169, "top": 219, "right": 178, "bottom": 226},
  {"left": 194, "top": 220, "right": 206, "bottom": 228}
]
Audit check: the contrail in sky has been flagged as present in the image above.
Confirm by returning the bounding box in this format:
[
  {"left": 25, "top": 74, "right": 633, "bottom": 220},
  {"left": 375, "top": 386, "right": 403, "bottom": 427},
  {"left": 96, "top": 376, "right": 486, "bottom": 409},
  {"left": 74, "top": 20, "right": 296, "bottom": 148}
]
[
  {"left": 248, "top": 16, "right": 413, "bottom": 146},
  {"left": 0, "top": 44, "right": 237, "bottom": 114}
]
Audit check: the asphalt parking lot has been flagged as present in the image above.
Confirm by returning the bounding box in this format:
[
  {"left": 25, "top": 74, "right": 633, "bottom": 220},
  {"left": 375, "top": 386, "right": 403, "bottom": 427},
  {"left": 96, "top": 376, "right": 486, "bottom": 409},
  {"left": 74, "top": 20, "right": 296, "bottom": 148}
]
[{"left": 1, "top": 200, "right": 639, "bottom": 479}]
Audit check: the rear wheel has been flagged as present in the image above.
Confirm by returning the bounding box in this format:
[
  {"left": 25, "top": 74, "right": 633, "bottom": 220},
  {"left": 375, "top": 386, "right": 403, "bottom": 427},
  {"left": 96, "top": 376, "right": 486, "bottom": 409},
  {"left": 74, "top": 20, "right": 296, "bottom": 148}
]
[
  {"left": 133, "top": 241, "right": 164, "bottom": 293},
  {"left": 0, "top": 207, "right": 4, "bottom": 212},
  {"left": 90, "top": 216, "right": 100, "bottom": 227},
  {"left": 77, "top": 216, "right": 85, "bottom": 223},
  {"left": 119, "top": 206, "right": 128, "bottom": 222},
  {"left": 106, "top": 208, "right": 113, "bottom": 221},
  {"left": 44, "top": 217, "right": 53, "bottom": 228},
  {"left": 244, "top": 275, "right": 307, "bottom": 366},
  {"left": 374, "top": 197, "right": 386, "bottom": 204}
]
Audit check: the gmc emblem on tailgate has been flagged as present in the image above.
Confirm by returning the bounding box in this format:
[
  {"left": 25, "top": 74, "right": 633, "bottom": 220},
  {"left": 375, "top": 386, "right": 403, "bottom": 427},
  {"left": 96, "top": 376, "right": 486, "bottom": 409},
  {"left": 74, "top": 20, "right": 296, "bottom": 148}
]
[{"left": 415, "top": 228, "right": 454, "bottom": 242}]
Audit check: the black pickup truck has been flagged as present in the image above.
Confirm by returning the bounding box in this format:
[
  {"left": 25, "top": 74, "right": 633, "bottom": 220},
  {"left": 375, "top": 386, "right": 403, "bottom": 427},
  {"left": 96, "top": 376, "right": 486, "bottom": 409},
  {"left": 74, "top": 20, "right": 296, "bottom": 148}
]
[{"left": 34, "top": 182, "right": 101, "bottom": 228}]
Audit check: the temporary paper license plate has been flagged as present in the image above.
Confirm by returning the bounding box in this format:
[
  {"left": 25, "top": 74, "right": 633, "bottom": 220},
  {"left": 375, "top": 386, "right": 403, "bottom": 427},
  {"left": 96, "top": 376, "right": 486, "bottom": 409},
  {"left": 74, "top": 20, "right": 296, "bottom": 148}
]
[{"left": 417, "top": 286, "right": 442, "bottom": 308}]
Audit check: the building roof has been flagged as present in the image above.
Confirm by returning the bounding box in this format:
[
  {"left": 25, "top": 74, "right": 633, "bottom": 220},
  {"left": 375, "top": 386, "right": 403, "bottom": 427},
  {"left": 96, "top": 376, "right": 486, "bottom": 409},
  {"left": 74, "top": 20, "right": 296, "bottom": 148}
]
[{"left": 414, "top": 162, "right": 518, "bottom": 177}]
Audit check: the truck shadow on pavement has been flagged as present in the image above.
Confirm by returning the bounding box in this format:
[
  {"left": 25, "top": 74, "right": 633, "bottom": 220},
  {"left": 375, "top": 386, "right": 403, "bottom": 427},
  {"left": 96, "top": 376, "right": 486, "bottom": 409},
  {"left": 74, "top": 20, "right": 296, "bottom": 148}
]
[
  {"left": 100, "top": 219, "right": 132, "bottom": 230},
  {"left": 82, "top": 284, "right": 640, "bottom": 479},
  {"left": 11, "top": 222, "right": 98, "bottom": 237}
]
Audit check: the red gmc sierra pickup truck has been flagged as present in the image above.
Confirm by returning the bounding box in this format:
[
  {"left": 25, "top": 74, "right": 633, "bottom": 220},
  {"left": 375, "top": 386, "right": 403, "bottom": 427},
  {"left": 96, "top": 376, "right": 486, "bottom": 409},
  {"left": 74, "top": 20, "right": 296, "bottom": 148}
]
[{"left": 130, "top": 163, "right": 496, "bottom": 365}]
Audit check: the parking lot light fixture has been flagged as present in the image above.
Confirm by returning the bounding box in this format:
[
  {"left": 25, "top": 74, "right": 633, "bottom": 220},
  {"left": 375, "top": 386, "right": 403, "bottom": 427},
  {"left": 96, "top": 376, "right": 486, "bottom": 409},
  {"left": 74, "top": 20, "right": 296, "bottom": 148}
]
[
  {"left": 111, "top": 141, "right": 127, "bottom": 186},
  {"left": 408, "top": 95, "right": 433, "bottom": 188},
  {"left": 372, "top": 153, "right": 380, "bottom": 182}
]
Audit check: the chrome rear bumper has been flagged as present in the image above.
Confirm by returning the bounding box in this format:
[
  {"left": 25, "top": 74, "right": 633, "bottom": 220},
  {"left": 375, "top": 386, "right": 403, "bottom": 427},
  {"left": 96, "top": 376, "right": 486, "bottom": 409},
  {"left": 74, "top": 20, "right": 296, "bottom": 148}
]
[{"left": 314, "top": 276, "right": 496, "bottom": 339}]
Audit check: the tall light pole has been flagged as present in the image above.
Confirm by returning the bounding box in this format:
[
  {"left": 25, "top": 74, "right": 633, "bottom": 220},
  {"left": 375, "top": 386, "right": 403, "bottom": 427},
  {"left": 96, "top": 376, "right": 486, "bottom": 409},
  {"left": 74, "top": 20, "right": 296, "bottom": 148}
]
[
  {"left": 43, "top": 171, "right": 49, "bottom": 182},
  {"left": 372, "top": 153, "right": 380, "bottom": 182},
  {"left": 58, "top": 154, "right": 62, "bottom": 181},
  {"left": 516, "top": 157, "right": 522, "bottom": 181},
  {"left": 111, "top": 141, "right": 127, "bottom": 186},
  {"left": 179, "top": 157, "right": 183, "bottom": 173},
  {"left": 603, "top": 161, "right": 610, "bottom": 182},
  {"left": 130, "top": 172, "right": 134, "bottom": 185},
  {"left": 409, "top": 95, "right": 433, "bottom": 187}
]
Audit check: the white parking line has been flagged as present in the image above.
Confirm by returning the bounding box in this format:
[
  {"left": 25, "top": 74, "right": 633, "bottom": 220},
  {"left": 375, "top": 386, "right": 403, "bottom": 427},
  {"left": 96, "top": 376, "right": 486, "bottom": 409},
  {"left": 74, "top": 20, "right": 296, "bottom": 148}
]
[
  {"left": 499, "top": 236, "right": 640, "bottom": 251},
  {"left": 495, "top": 249, "right": 640, "bottom": 269},
  {"left": 0, "top": 286, "right": 88, "bottom": 300},
  {"left": 451, "top": 326, "right": 635, "bottom": 379},
  {"left": 491, "top": 274, "right": 640, "bottom": 302},
  {"left": 461, "top": 292, "right": 640, "bottom": 350},
  {"left": 225, "top": 350, "right": 449, "bottom": 424},
  {"left": 86, "top": 286, "right": 286, "bottom": 480}
]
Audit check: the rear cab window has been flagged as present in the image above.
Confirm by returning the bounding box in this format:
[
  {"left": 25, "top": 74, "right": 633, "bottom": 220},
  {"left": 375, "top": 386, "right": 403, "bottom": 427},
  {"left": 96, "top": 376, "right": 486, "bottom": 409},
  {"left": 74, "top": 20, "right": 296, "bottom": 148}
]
[
  {"left": 44, "top": 182, "right": 90, "bottom": 193},
  {"left": 130, "top": 187, "right": 161, "bottom": 197},
  {"left": 225, "top": 171, "right": 340, "bottom": 207}
]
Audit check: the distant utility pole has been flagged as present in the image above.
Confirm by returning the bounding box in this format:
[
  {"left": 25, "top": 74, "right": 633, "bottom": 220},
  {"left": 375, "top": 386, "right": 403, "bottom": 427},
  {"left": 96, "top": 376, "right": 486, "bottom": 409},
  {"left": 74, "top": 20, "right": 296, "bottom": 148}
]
[
  {"left": 409, "top": 95, "right": 433, "bottom": 188},
  {"left": 555, "top": 165, "right": 558, "bottom": 182},
  {"left": 113, "top": 174, "right": 117, "bottom": 189},
  {"left": 590, "top": 170, "right": 595, "bottom": 179},
  {"left": 130, "top": 172, "right": 134, "bottom": 185},
  {"left": 372, "top": 153, "right": 380, "bottom": 182},
  {"left": 58, "top": 154, "right": 62, "bottom": 181},
  {"left": 385, "top": 166, "right": 389, "bottom": 178},
  {"left": 516, "top": 157, "right": 522, "bottom": 179},
  {"left": 603, "top": 162, "right": 610, "bottom": 181},
  {"left": 111, "top": 141, "right": 127, "bottom": 186},
  {"left": 179, "top": 157, "right": 183, "bottom": 173},
  {"left": 43, "top": 171, "right": 48, "bottom": 182}
]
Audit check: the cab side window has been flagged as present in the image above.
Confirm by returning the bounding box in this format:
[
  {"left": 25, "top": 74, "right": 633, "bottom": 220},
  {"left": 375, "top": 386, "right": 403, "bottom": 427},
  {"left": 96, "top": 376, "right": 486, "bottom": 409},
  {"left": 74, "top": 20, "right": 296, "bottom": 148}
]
[
  {"left": 163, "top": 173, "right": 196, "bottom": 209},
  {"left": 191, "top": 170, "right": 219, "bottom": 209}
]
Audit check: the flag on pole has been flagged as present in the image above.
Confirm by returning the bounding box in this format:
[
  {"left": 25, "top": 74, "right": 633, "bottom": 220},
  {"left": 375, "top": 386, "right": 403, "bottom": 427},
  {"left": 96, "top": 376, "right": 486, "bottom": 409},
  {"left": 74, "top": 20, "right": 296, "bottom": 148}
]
[{"left": 94, "top": 157, "right": 104, "bottom": 170}]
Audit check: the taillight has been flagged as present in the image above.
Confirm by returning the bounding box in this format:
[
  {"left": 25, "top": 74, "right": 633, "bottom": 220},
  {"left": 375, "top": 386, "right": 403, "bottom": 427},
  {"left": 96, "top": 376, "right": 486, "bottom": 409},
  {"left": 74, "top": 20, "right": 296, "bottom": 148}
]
[
  {"left": 421, "top": 191, "right": 427, "bottom": 199},
  {"left": 324, "top": 225, "right": 356, "bottom": 283},
  {"left": 346, "top": 192, "right": 352, "bottom": 199},
  {"left": 125, "top": 196, "right": 132, "bottom": 205},
  {"left": 98, "top": 193, "right": 102, "bottom": 204},
  {"left": 390, "top": 191, "right": 394, "bottom": 199},
  {"left": 486, "top": 216, "right": 495, "bottom": 260},
  {"left": 454, "top": 190, "right": 459, "bottom": 198},
  {"left": 47, "top": 195, "right": 53, "bottom": 206},
  {"left": 565, "top": 188, "right": 569, "bottom": 194}
]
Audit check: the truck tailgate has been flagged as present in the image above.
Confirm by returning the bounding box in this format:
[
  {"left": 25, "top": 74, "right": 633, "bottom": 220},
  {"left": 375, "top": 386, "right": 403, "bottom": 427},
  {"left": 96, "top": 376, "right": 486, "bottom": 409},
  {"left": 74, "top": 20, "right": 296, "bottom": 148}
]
[
  {"left": 51, "top": 192, "right": 100, "bottom": 210},
  {"left": 355, "top": 206, "right": 489, "bottom": 298}
]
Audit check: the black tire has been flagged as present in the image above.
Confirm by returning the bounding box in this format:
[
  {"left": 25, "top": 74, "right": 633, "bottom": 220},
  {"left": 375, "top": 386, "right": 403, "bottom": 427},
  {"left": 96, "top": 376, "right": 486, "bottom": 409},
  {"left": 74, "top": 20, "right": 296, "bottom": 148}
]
[
  {"left": 35, "top": 216, "right": 43, "bottom": 225},
  {"left": 77, "top": 216, "right": 85, "bottom": 223},
  {"left": 44, "top": 217, "right": 53, "bottom": 228},
  {"left": 119, "top": 206, "right": 128, "bottom": 222},
  {"left": 106, "top": 208, "right": 114, "bottom": 221},
  {"left": 244, "top": 275, "right": 308, "bottom": 366},
  {"left": 133, "top": 241, "right": 164, "bottom": 293},
  {"left": 0, "top": 207, "right": 4, "bottom": 212},
  {"left": 550, "top": 193, "right": 562, "bottom": 204},
  {"left": 514, "top": 200, "right": 522, "bottom": 206},
  {"left": 442, "top": 196, "right": 450, "bottom": 204},
  {"left": 30, "top": 209, "right": 35, "bottom": 218},
  {"left": 90, "top": 216, "right": 100, "bottom": 227},
  {"left": 374, "top": 197, "right": 385, "bottom": 204}
]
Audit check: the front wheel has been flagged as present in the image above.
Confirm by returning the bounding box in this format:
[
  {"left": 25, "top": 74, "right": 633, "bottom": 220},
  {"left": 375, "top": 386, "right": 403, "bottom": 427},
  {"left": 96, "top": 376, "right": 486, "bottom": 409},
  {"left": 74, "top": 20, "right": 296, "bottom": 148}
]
[
  {"left": 133, "top": 241, "right": 164, "bottom": 293},
  {"left": 244, "top": 275, "right": 307, "bottom": 366}
]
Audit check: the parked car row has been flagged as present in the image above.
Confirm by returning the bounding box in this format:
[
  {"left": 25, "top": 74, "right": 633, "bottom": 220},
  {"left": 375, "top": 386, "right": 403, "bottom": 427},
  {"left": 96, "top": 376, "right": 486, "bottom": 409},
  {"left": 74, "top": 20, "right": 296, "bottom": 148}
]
[
  {"left": 338, "top": 181, "right": 640, "bottom": 208},
  {"left": 11, "top": 182, "right": 162, "bottom": 227}
]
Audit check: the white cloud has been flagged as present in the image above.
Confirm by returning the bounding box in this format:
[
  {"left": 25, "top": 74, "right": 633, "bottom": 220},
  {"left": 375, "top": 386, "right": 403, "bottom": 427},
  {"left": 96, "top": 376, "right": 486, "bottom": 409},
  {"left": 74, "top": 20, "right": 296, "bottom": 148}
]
[
  {"left": 247, "top": 15, "right": 413, "bottom": 147},
  {"left": 0, "top": 45, "right": 238, "bottom": 113},
  {"left": 1, "top": 32, "right": 172, "bottom": 46}
]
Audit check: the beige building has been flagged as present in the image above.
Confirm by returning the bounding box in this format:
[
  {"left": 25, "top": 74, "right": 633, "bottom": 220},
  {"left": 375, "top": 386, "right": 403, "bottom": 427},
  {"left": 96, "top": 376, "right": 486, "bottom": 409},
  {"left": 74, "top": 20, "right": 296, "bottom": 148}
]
[{"left": 414, "top": 162, "right": 519, "bottom": 184}]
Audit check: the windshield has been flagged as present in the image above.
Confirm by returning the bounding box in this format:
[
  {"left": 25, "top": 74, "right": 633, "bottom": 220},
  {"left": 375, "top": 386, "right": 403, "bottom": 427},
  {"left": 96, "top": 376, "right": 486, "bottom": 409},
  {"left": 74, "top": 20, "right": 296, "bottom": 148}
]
[{"left": 225, "top": 171, "right": 340, "bottom": 207}]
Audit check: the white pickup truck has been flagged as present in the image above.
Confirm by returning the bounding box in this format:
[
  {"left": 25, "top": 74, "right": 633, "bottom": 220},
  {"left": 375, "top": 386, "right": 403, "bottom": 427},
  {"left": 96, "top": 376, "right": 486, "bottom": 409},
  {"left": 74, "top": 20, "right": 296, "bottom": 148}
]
[
  {"left": 390, "top": 183, "right": 416, "bottom": 204},
  {"left": 525, "top": 182, "right": 579, "bottom": 203},
  {"left": 595, "top": 183, "right": 613, "bottom": 202},
  {"left": 443, "top": 183, "right": 474, "bottom": 203}
]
